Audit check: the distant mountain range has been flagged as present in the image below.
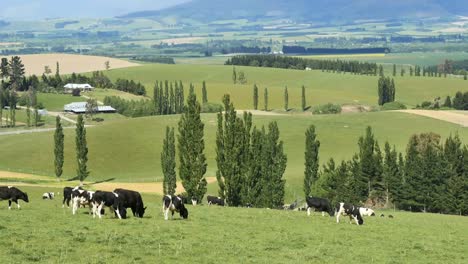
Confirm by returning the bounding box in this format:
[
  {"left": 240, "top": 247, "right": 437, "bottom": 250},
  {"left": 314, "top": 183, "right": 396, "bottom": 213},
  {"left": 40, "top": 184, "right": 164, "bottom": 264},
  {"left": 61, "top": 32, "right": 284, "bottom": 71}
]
[{"left": 122, "top": 0, "right": 468, "bottom": 23}]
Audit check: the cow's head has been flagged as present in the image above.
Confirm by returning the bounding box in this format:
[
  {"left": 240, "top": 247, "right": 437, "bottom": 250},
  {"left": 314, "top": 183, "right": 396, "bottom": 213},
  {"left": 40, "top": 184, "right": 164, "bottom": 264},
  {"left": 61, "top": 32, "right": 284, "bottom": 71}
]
[
  {"left": 138, "top": 207, "right": 147, "bottom": 218},
  {"left": 22, "top": 192, "right": 29, "bottom": 203},
  {"left": 180, "top": 207, "right": 189, "bottom": 219}
]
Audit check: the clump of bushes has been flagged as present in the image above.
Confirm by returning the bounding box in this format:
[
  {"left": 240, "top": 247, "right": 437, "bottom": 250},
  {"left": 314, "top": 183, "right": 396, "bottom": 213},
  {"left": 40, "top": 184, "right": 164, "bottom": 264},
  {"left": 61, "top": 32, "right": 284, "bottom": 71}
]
[
  {"left": 202, "top": 102, "right": 223, "bottom": 113},
  {"left": 381, "top": 101, "right": 407, "bottom": 111},
  {"left": 313, "top": 103, "right": 342, "bottom": 114}
]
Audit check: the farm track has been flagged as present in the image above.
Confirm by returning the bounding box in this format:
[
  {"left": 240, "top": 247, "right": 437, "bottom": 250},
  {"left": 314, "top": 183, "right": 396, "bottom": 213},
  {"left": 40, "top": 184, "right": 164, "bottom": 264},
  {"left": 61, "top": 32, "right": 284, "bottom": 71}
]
[
  {"left": 396, "top": 110, "right": 468, "bottom": 127},
  {"left": 0, "top": 170, "right": 217, "bottom": 195}
]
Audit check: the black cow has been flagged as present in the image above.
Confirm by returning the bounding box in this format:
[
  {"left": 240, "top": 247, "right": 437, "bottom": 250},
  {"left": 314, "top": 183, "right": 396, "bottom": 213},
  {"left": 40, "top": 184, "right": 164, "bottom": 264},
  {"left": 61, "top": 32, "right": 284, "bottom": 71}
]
[
  {"left": 71, "top": 187, "right": 95, "bottom": 215},
  {"left": 207, "top": 195, "right": 225, "bottom": 206},
  {"left": 388, "top": 215, "right": 394, "bottom": 219},
  {"left": 114, "top": 188, "right": 146, "bottom": 218},
  {"left": 0, "top": 186, "right": 29, "bottom": 210},
  {"left": 306, "top": 197, "right": 334, "bottom": 216},
  {"left": 92, "top": 191, "right": 125, "bottom": 219},
  {"left": 335, "top": 202, "right": 364, "bottom": 225},
  {"left": 163, "top": 195, "right": 188, "bottom": 220},
  {"left": 62, "top": 187, "right": 75, "bottom": 208}
]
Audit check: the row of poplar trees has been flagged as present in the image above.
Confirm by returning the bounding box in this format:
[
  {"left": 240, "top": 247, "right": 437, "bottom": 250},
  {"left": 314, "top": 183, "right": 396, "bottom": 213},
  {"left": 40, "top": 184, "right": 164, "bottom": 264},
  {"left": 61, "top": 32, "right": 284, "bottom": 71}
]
[
  {"left": 252, "top": 84, "right": 308, "bottom": 111},
  {"left": 161, "top": 92, "right": 288, "bottom": 208},
  {"left": 161, "top": 86, "right": 208, "bottom": 202},
  {"left": 53, "top": 115, "right": 89, "bottom": 186},
  {"left": 153, "top": 80, "right": 209, "bottom": 116},
  {"left": 303, "top": 126, "right": 467, "bottom": 215}
]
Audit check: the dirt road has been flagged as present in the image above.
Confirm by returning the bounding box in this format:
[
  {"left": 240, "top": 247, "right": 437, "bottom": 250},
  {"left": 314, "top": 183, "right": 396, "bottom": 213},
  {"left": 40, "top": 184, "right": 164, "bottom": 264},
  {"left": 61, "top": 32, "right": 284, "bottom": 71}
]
[{"left": 396, "top": 110, "right": 468, "bottom": 127}]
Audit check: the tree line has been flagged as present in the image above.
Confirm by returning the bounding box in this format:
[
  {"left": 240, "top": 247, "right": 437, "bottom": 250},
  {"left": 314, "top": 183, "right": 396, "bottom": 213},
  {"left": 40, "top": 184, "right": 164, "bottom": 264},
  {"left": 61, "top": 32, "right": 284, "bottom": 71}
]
[
  {"left": 304, "top": 126, "right": 467, "bottom": 216},
  {"left": 226, "top": 55, "right": 378, "bottom": 75},
  {"left": 417, "top": 91, "right": 468, "bottom": 110}
]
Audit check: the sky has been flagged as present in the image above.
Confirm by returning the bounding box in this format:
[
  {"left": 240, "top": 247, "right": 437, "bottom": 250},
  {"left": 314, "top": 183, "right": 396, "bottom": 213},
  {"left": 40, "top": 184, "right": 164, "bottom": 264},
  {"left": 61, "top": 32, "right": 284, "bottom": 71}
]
[{"left": 0, "top": 0, "right": 190, "bottom": 20}]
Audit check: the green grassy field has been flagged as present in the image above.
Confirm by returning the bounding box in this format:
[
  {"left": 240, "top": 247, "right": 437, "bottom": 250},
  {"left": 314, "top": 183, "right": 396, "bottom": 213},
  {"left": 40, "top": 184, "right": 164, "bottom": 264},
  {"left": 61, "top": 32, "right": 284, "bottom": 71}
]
[
  {"left": 0, "top": 112, "right": 466, "bottom": 199},
  {"left": 37, "top": 93, "right": 86, "bottom": 112},
  {"left": 0, "top": 186, "right": 466, "bottom": 263},
  {"left": 104, "top": 64, "right": 468, "bottom": 110}
]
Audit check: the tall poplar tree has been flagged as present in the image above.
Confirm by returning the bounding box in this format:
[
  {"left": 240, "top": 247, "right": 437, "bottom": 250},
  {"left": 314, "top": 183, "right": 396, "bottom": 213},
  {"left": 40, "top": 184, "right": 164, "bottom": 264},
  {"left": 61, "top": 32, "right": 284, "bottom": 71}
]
[
  {"left": 264, "top": 88, "right": 268, "bottom": 111},
  {"left": 301, "top": 85, "right": 306, "bottom": 111},
  {"left": 304, "top": 125, "right": 320, "bottom": 197},
  {"left": 75, "top": 114, "right": 89, "bottom": 186},
  {"left": 178, "top": 87, "right": 207, "bottom": 202},
  {"left": 202, "top": 81, "right": 208, "bottom": 104},
  {"left": 54, "top": 116, "right": 64, "bottom": 181},
  {"left": 162, "top": 126, "right": 177, "bottom": 195},
  {"left": 253, "top": 84, "right": 258, "bottom": 110},
  {"left": 284, "top": 86, "right": 289, "bottom": 111}
]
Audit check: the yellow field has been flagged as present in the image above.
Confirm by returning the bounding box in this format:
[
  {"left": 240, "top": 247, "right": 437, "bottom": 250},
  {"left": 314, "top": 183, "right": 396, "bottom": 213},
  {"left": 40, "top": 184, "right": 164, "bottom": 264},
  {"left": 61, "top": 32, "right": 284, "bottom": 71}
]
[{"left": 0, "top": 53, "right": 140, "bottom": 76}]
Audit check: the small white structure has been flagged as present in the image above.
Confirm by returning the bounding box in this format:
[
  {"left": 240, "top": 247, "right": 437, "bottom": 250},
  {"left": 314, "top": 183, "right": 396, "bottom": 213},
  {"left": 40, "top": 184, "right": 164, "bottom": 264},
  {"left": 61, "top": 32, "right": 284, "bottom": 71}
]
[
  {"left": 305, "top": 67, "right": 312, "bottom": 71},
  {"left": 64, "top": 102, "right": 116, "bottom": 114},
  {"left": 38, "top": 109, "right": 48, "bottom": 116},
  {"left": 64, "top": 83, "right": 94, "bottom": 93}
]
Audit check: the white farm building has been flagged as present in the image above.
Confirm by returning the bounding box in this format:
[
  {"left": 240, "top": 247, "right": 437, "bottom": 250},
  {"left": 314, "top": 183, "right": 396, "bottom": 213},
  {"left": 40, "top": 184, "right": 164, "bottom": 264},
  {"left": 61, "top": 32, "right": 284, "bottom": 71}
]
[
  {"left": 64, "top": 83, "right": 94, "bottom": 92},
  {"left": 64, "top": 102, "right": 116, "bottom": 114}
]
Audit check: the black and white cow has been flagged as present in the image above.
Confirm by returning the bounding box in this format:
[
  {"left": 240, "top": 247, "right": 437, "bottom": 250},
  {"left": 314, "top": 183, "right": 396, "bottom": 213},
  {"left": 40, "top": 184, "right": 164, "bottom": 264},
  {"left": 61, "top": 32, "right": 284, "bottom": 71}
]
[
  {"left": 92, "top": 191, "right": 125, "bottom": 219},
  {"left": 163, "top": 195, "right": 188, "bottom": 220},
  {"left": 207, "top": 195, "right": 225, "bottom": 206},
  {"left": 113, "top": 188, "right": 146, "bottom": 218},
  {"left": 335, "top": 202, "right": 364, "bottom": 225},
  {"left": 306, "top": 197, "right": 334, "bottom": 216},
  {"left": 42, "top": 192, "right": 55, "bottom": 200},
  {"left": 71, "top": 187, "right": 95, "bottom": 215},
  {"left": 359, "top": 207, "right": 376, "bottom": 217},
  {"left": 0, "top": 186, "right": 29, "bottom": 209}
]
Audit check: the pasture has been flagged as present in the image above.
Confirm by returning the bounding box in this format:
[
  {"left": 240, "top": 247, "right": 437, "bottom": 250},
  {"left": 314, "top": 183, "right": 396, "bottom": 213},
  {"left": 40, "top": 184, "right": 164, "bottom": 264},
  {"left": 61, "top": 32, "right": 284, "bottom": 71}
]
[
  {"left": 0, "top": 186, "right": 466, "bottom": 263},
  {"left": 0, "top": 112, "right": 467, "bottom": 199},
  {"left": 1, "top": 54, "right": 140, "bottom": 76},
  {"left": 104, "top": 64, "right": 468, "bottom": 109}
]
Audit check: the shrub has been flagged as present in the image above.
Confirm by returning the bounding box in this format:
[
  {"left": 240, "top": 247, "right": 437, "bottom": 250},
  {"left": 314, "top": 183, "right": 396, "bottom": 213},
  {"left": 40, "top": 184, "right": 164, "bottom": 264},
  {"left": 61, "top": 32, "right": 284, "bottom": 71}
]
[
  {"left": 202, "top": 102, "right": 223, "bottom": 113},
  {"left": 313, "top": 103, "right": 342, "bottom": 114},
  {"left": 72, "top": 88, "right": 81, "bottom": 97},
  {"left": 420, "top": 101, "right": 432, "bottom": 109},
  {"left": 18, "top": 93, "right": 29, "bottom": 106},
  {"left": 381, "top": 101, "right": 407, "bottom": 111}
]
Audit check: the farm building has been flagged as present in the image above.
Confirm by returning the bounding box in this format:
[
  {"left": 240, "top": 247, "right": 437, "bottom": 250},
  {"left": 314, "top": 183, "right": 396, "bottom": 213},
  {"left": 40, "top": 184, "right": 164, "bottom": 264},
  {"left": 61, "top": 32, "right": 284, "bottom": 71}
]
[
  {"left": 64, "top": 83, "right": 94, "bottom": 92},
  {"left": 64, "top": 102, "right": 116, "bottom": 114}
]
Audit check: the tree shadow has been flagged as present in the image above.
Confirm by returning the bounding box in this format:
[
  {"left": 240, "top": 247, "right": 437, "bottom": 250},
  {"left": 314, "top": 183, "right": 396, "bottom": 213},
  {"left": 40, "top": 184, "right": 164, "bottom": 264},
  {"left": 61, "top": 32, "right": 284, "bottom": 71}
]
[
  {"left": 304, "top": 106, "right": 312, "bottom": 111},
  {"left": 86, "top": 178, "right": 116, "bottom": 186}
]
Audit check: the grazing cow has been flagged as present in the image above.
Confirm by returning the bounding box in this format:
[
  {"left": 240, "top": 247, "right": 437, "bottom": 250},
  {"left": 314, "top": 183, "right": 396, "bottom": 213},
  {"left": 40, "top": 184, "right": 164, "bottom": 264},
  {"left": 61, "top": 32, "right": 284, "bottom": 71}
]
[
  {"left": 207, "top": 195, "right": 225, "bottom": 206},
  {"left": 71, "top": 187, "right": 95, "bottom": 215},
  {"left": 388, "top": 215, "right": 394, "bottom": 219},
  {"left": 359, "top": 207, "right": 376, "bottom": 217},
  {"left": 380, "top": 214, "right": 385, "bottom": 217},
  {"left": 0, "top": 186, "right": 29, "bottom": 210},
  {"left": 92, "top": 191, "right": 125, "bottom": 219},
  {"left": 306, "top": 197, "right": 334, "bottom": 216},
  {"left": 42, "top": 192, "right": 55, "bottom": 200},
  {"left": 113, "top": 188, "right": 146, "bottom": 218},
  {"left": 163, "top": 195, "right": 188, "bottom": 220},
  {"left": 335, "top": 202, "right": 364, "bottom": 225},
  {"left": 62, "top": 187, "right": 77, "bottom": 208}
]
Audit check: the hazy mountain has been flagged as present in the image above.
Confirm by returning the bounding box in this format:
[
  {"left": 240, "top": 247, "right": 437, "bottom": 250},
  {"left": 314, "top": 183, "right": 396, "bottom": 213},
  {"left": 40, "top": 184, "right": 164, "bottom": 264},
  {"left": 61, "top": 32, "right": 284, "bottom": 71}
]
[
  {"left": 122, "top": 0, "right": 468, "bottom": 23},
  {"left": 0, "top": 0, "right": 189, "bottom": 20}
]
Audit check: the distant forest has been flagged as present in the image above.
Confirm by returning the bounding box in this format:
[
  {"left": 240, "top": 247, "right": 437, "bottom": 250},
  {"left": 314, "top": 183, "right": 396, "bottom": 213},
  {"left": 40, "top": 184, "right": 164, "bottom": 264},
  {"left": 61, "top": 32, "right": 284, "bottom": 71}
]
[{"left": 282, "top": 46, "right": 390, "bottom": 55}]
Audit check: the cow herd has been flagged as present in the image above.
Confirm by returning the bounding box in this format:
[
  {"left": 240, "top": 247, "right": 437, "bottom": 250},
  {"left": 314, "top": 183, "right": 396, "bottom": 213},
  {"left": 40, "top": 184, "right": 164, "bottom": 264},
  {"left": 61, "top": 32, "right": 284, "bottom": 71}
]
[{"left": 1, "top": 185, "right": 390, "bottom": 225}]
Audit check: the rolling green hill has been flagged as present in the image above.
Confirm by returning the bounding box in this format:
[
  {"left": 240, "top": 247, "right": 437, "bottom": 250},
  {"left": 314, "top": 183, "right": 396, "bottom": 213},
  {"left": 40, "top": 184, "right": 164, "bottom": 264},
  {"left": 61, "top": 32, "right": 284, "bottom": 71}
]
[
  {"left": 104, "top": 64, "right": 468, "bottom": 109},
  {"left": 0, "top": 112, "right": 466, "bottom": 198}
]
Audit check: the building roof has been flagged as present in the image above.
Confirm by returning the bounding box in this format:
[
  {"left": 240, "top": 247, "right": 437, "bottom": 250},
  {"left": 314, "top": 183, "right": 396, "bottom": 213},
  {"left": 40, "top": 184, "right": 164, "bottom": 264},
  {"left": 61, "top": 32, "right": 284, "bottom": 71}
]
[
  {"left": 64, "top": 83, "right": 94, "bottom": 89},
  {"left": 64, "top": 102, "right": 115, "bottom": 113}
]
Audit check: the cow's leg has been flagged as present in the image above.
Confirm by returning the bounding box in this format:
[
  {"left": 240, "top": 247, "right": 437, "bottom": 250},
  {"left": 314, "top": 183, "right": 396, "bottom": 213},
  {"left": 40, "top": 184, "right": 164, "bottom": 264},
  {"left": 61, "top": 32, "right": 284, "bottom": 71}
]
[
  {"left": 353, "top": 216, "right": 360, "bottom": 225},
  {"left": 72, "top": 198, "right": 79, "bottom": 215},
  {"left": 62, "top": 197, "right": 66, "bottom": 208},
  {"left": 16, "top": 200, "right": 20, "bottom": 209},
  {"left": 307, "top": 207, "right": 311, "bottom": 216},
  {"left": 164, "top": 207, "right": 170, "bottom": 220},
  {"left": 8, "top": 200, "right": 12, "bottom": 210},
  {"left": 97, "top": 203, "right": 104, "bottom": 219},
  {"left": 349, "top": 215, "right": 353, "bottom": 224},
  {"left": 171, "top": 210, "right": 174, "bottom": 220},
  {"left": 322, "top": 211, "right": 325, "bottom": 217},
  {"left": 114, "top": 207, "right": 122, "bottom": 220},
  {"left": 336, "top": 213, "right": 340, "bottom": 223},
  {"left": 92, "top": 202, "right": 97, "bottom": 218}
]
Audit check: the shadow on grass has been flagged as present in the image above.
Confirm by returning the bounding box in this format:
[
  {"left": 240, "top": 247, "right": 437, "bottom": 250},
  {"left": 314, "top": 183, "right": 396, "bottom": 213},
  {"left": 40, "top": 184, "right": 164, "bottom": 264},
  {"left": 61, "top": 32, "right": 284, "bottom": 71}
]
[{"left": 65, "top": 177, "right": 116, "bottom": 185}]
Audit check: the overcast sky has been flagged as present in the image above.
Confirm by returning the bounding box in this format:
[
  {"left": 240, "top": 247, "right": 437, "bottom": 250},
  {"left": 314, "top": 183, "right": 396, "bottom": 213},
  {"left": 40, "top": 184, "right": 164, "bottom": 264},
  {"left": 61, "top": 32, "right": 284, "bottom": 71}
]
[{"left": 0, "top": 0, "right": 190, "bottom": 20}]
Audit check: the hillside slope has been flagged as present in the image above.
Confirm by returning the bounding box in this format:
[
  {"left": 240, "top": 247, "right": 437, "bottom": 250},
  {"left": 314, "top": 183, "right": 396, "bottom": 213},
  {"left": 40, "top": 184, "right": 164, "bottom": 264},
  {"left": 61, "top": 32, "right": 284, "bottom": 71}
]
[{"left": 122, "top": 0, "right": 468, "bottom": 23}]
